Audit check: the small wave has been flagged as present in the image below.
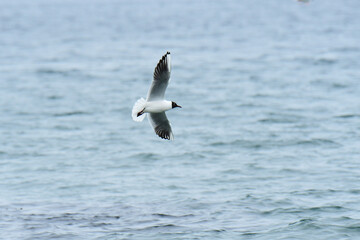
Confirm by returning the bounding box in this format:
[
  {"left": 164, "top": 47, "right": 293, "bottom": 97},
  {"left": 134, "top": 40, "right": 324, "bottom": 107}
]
[
  {"left": 261, "top": 207, "right": 302, "bottom": 215},
  {"left": 207, "top": 229, "right": 226, "bottom": 233},
  {"left": 345, "top": 225, "right": 360, "bottom": 231},
  {"left": 172, "top": 152, "right": 206, "bottom": 160},
  {"left": 53, "top": 111, "right": 90, "bottom": 117},
  {"left": 292, "top": 56, "right": 338, "bottom": 65},
  {"left": 291, "top": 189, "right": 342, "bottom": 196},
  {"left": 36, "top": 68, "right": 80, "bottom": 76},
  {"left": 289, "top": 218, "right": 317, "bottom": 227},
  {"left": 15, "top": 111, "right": 31, "bottom": 116},
  {"left": 335, "top": 114, "right": 360, "bottom": 119},
  {"left": 315, "top": 57, "right": 337, "bottom": 65},
  {"left": 262, "top": 205, "right": 345, "bottom": 216},
  {"left": 90, "top": 222, "right": 112, "bottom": 227},
  {"left": 54, "top": 125, "right": 80, "bottom": 130},
  {"left": 139, "top": 224, "right": 180, "bottom": 231},
  {"left": 47, "top": 95, "right": 63, "bottom": 100},
  {"left": 258, "top": 118, "right": 299, "bottom": 124},
  {"left": 221, "top": 169, "right": 243, "bottom": 174},
  {"left": 45, "top": 212, "right": 79, "bottom": 221},
  {"left": 241, "top": 232, "right": 257, "bottom": 236},
  {"left": 296, "top": 138, "right": 341, "bottom": 147},
  {"left": 349, "top": 189, "right": 360, "bottom": 194},
  {"left": 130, "top": 153, "right": 159, "bottom": 161},
  {"left": 307, "top": 205, "right": 344, "bottom": 212},
  {"left": 152, "top": 213, "right": 194, "bottom": 218},
  {"left": 331, "top": 83, "right": 348, "bottom": 89},
  {"left": 210, "top": 140, "right": 264, "bottom": 149},
  {"left": 93, "top": 214, "right": 121, "bottom": 220},
  {"left": 333, "top": 46, "right": 360, "bottom": 53},
  {"left": 210, "top": 138, "right": 340, "bottom": 149}
]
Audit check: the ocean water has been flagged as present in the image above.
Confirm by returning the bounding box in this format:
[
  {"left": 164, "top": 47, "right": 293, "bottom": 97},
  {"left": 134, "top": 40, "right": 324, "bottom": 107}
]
[{"left": 1, "top": 0, "right": 360, "bottom": 239}]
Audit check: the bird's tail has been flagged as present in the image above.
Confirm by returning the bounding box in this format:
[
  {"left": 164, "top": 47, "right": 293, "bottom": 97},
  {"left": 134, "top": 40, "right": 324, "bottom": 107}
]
[{"left": 132, "top": 98, "right": 147, "bottom": 122}]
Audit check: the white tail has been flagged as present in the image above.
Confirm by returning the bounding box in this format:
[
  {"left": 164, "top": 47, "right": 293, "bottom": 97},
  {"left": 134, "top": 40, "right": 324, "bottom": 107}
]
[{"left": 132, "top": 98, "right": 147, "bottom": 122}]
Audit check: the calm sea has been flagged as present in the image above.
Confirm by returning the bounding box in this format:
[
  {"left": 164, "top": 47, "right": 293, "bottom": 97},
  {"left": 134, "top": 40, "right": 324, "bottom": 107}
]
[{"left": 1, "top": 0, "right": 360, "bottom": 239}]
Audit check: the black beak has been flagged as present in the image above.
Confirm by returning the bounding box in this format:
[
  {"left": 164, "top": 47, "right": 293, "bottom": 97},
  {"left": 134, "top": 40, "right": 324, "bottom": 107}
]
[{"left": 172, "top": 102, "right": 182, "bottom": 109}]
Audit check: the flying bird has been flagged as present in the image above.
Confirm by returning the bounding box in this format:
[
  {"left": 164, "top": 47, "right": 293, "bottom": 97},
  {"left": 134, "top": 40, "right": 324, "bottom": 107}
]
[{"left": 132, "top": 52, "right": 181, "bottom": 140}]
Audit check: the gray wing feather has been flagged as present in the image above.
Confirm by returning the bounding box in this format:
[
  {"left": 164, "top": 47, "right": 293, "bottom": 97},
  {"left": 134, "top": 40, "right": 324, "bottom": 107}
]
[
  {"left": 148, "top": 112, "right": 174, "bottom": 140},
  {"left": 147, "top": 52, "right": 171, "bottom": 101}
]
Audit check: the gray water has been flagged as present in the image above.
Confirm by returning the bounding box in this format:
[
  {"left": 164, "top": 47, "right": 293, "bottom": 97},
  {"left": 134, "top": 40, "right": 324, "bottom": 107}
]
[{"left": 1, "top": 0, "right": 360, "bottom": 239}]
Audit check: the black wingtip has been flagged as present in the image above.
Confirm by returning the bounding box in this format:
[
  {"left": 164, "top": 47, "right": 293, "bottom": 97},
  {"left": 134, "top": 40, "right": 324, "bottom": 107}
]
[
  {"left": 155, "top": 126, "right": 172, "bottom": 140},
  {"left": 160, "top": 52, "right": 170, "bottom": 61},
  {"left": 163, "top": 52, "right": 170, "bottom": 58}
]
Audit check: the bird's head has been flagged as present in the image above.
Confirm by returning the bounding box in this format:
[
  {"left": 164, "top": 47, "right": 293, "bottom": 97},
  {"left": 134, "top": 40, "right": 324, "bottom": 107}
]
[{"left": 172, "top": 101, "right": 182, "bottom": 109}]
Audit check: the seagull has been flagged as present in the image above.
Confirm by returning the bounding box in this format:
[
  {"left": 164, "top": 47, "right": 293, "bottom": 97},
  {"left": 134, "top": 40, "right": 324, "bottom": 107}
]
[{"left": 132, "top": 52, "right": 181, "bottom": 140}]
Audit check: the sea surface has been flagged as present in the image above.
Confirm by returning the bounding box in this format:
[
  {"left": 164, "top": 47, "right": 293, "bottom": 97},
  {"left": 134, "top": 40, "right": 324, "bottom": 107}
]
[{"left": 1, "top": 0, "right": 360, "bottom": 239}]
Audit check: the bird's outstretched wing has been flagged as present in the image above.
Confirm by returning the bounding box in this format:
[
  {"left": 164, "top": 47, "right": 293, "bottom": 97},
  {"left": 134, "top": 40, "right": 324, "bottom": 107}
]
[
  {"left": 148, "top": 112, "right": 174, "bottom": 140},
  {"left": 147, "top": 52, "right": 171, "bottom": 101}
]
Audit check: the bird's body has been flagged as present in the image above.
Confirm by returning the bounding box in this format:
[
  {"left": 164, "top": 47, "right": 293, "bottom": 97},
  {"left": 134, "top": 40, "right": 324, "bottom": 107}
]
[
  {"left": 143, "top": 100, "right": 172, "bottom": 113},
  {"left": 132, "top": 52, "right": 181, "bottom": 140}
]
